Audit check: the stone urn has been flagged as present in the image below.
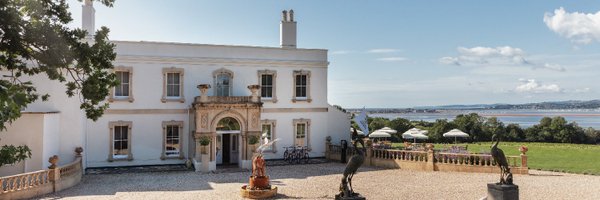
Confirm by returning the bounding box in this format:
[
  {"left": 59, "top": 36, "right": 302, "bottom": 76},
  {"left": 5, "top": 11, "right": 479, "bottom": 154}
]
[
  {"left": 247, "top": 84, "right": 261, "bottom": 102},
  {"left": 48, "top": 155, "right": 59, "bottom": 169},
  {"left": 197, "top": 84, "right": 211, "bottom": 102},
  {"left": 519, "top": 145, "right": 528, "bottom": 155},
  {"left": 75, "top": 147, "right": 84, "bottom": 156},
  {"left": 426, "top": 143, "right": 435, "bottom": 152}
]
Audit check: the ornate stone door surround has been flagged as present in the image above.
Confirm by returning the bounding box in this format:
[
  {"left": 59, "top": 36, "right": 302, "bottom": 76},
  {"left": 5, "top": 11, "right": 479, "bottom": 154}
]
[{"left": 193, "top": 84, "right": 262, "bottom": 170}]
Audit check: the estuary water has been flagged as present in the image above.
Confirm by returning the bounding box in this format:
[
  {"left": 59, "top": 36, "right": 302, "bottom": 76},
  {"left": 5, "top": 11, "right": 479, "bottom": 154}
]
[{"left": 370, "top": 109, "right": 600, "bottom": 129}]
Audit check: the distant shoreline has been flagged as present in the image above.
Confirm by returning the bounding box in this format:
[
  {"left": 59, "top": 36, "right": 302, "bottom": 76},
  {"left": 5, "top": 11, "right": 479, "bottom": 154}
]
[{"left": 479, "top": 113, "right": 600, "bottom": 117}]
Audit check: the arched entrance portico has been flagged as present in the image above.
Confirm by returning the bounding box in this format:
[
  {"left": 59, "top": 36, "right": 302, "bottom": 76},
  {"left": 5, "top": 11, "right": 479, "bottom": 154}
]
[
  {"left": 192, "top": 84, "right": 262, "bottom": 172},
  {"left": 215, "top": 117, "right": 241, "bottom": 167}
]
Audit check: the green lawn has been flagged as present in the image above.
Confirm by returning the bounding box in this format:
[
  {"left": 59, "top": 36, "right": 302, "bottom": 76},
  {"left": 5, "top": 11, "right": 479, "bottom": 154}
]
[{"left": 391, "top": 142, "right": 600, "bottom": 175}]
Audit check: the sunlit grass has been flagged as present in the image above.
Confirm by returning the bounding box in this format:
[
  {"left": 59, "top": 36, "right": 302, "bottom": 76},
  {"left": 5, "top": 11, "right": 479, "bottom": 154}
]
[{"left": 391, "top": 142, "right": 600, "bottom": 175}]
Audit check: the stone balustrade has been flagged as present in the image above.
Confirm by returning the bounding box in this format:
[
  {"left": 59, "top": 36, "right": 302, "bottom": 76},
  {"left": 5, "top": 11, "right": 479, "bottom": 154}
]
[
  {"left": 325, "top": 142, "right": 529, "bottom": 175},
  {"left": 194, "top": 96, "right": 260, "bottom": 104},
  {"left": 0, "top": 148, "right": 84, "bottom": 199},
  {"left": 373, "top": 149, "right": 429, "bottom": 162}
]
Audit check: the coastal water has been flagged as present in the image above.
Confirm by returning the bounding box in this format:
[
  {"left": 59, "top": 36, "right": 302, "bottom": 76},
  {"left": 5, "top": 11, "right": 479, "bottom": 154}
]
[{"left": 370, "top": 109, "right": 600, "bottom": 129}]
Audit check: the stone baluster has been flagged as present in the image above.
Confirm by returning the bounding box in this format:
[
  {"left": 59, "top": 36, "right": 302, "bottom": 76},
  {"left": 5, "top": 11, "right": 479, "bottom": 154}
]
[{"left": 426, "top": 144, "right": 435, "bottom": 171}]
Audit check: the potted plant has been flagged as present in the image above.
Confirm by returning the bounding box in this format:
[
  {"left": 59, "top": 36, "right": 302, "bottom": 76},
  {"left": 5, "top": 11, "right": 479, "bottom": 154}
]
[
  {"left": 199, "top": 136, "right": 211, "bottom": 154},
  {"left": 248, "top": 135, "right": 260, "bottom": 146},
  {"left": 326, "top": 136, "right": 332, "bottom": 143}
]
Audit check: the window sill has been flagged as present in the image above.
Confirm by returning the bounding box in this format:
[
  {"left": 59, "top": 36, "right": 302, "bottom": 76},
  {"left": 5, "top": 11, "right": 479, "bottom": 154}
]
[
  {"left": 109, "top": 96, "right": 135, "bottom": 103},
  {"left": 108, "top": 156, "right": 133, "bottom": 162},
  {"left": 261, "top": 98, "right": 278, "bottom": 103},
  {"left": 292, "top": 98, "right": 312, "bottom": 103},
  {"left": 161, "top": 97, "right": 185, "bottom": 103},
  {"left": 161, "top": 154, "right": 184, "bottom": 160}
]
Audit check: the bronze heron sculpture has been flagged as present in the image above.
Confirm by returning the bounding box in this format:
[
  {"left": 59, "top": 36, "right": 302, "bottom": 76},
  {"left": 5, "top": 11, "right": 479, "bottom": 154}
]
[
  {"left": 491, "top": 133, "right": 513, "bottom": 185},
  {"left": 338, "top": 128, "right": 366, "bottom": 199}
]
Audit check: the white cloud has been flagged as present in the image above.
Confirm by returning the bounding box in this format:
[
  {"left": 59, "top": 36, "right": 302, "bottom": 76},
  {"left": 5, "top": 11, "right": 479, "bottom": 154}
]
[
  {"left": 440, "top": 56, "right": 460, "bottom": 65},
  {"left": 440, "top": 46, "right": 565, "bottom": 71},
  {"left": 574, "top": 87, "right": 591, "bottom": 93},
  {"left": 544, "top": 7, "right": 600, "bottom": 44},
  {"left": 367, "top": 48, "right": 399, "bottom": 53},
  {"left": 376, "top": 57, "right": 407, "bottom": 62},
  {"left": 515, "top": 79, "right": 562, "bottom": 93}
]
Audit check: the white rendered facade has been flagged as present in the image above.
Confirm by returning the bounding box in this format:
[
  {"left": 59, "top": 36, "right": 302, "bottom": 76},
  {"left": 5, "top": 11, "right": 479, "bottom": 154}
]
[{"left": 0, "top": 3, "right": 349, "bottom": 173}]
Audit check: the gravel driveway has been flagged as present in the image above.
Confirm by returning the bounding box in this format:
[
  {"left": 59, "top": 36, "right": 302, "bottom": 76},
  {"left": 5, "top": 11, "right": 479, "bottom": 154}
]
[{"left": 39, "top": 162, "right": 600, "bottom": 200}]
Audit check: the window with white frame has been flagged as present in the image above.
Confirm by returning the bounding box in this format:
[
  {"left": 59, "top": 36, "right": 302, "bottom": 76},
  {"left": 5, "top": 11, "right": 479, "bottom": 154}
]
[
  {"left": 295, "top": 123, "right": 306, "bottom": 146},
  {"left": 261, "top": 122, "right": 275, "bottom": 151},
  {"left": 162, "top": 121, "right": 184, "bottom": 159},
  {"left": 109, "top": 67, "right": 134, "bottom": 102},
  {"left": 213, "top": 68, "right": 233, "bottom": 97},
  {"left": 162, "top": 67, "right": 185, "bottom": 103},
  {"left": 109, "top": 121, "right": 133, "bottom": 161},
  {"left": 165, "top": 125, "right": 180, "bottom": 155},
  {"left": 261, "top": 74, "right": 273, "bottom": 98},
  {"left": 258, "top": 69, "right": 277, "bottom": 102},
  {"left": 115, "top": 71, "right": 130, "bottom": 97},
  {"left": 292, "top": 70, "right": 311, "bottom": 102},
  {"left": 293, "top": 118, "right": 310, "bottom": 149}
]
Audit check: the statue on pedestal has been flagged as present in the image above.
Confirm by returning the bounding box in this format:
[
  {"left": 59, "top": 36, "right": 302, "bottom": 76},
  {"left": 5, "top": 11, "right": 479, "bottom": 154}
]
[
  {"left": 491, "top": 133, "right": 513, "bottom": 185},
  {"left": 336, "top": 128, "right": 366, "bottom": 200},
  {"left": 241, "top": 133, "right": 280, "bottom": 199},
  {"left": 486, "top": 133, "right": 519, "bottom": 200}
]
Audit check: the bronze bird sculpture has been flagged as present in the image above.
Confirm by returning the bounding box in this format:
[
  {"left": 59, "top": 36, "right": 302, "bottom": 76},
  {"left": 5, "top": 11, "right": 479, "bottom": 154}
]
[
  {"left": 491, "top": 133, "right": 513, "bottom": 185},
  {"left": 338, "top": 128, "right": 366, "bottom": 198}
]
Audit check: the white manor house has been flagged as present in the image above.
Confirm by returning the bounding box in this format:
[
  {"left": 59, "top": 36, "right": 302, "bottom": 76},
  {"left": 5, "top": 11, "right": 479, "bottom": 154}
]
[{"left": 0, "top": 1, "right": 349, "bottom": 175}]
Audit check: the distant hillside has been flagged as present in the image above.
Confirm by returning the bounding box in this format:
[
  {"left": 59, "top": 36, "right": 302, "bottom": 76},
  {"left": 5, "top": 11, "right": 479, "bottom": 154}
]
[
  {"left": 348, "top": 100, "right": 600, "bottom": 113},
  {"left": 429, "top": 100, "right": 600, "bottom": 110}
]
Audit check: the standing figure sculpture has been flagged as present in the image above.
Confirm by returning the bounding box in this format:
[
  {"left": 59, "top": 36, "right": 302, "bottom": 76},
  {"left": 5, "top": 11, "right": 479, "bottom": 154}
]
[
  {"left": 491, "top": 133, "right": 513, "bottom": 185},
  {"left": 337, "top": 128, "right": 366, "bottom": 200}
]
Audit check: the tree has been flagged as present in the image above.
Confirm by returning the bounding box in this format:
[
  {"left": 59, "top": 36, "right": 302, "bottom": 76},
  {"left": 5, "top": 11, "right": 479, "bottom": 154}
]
[
  {"left": 482, "top": 117, "right": 505, "bottom": 141},
  {"left": 0, "top": 0, "right": 117, "bottom": 166},
  {"left": 429, "top": 119, "right": 455, "bottom": 143},
  {"left": 368, "top": 117, "right": 389, "bottom": 132},
  {"left": 453, "top": 113, "right": 484, "bottom": 141},
  {"left": 505, "top": 123, "right": 524, "bottom": 142},
  {"left": 388, "top": 118, "right": 413, "bottom": 141}
]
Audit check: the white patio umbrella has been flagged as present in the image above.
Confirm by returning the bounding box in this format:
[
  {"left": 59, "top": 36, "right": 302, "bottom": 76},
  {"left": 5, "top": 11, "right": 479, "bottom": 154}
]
[
  {"left": 402, "top": 128, "right": 429, "bottom": 143},
  {"left": 443, "top": 129, "right": 470, "bottom": 143},
  {"left": 369, "top": 130, "right": 392, "bottom": 138},
  {"left": 377, "top": 127, "right": 397, "bottom": 134}
]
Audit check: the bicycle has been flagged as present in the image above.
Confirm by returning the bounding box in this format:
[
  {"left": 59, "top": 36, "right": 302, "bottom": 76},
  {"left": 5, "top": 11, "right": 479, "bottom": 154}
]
[
  {"left": 283, "top": 146, "right": 297, "bottom": 164},
  {"left": 298, "top": 146, "right": 309, "bottom": 164}
]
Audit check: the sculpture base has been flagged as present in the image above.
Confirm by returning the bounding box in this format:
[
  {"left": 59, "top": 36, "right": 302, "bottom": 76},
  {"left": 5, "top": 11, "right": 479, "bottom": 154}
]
[
  {"left": 240, "top": 185, "right": 277, "bottom": 199},
  {"left": 486, "top": 183, "right": 519, "bottom": 200},
  {"left": 335, "top": 193, "right": 366, "bottom": 200},
  {"left": 248, "top": 176, "right": 269, "bottom": 190}
]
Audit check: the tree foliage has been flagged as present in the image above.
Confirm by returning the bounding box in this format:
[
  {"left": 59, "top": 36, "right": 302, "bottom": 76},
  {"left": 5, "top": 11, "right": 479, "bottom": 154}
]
[
  {"left": 364, "top": 113, "right": 598, "bottom": 144},
  {"left": 1, "top": 0, "right": 116, "bottom": 166}
]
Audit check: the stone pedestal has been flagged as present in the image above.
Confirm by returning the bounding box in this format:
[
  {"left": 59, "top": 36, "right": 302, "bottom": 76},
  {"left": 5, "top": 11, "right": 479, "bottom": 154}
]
[
  {"left": 335, "top": 193, "right": 366, "bottom": 200},
  {"left": 193, "top": 154, "right": 215, "bottom": 172},
  {"left": 486, "top": 183, "right": 519, "bottom": 200}
]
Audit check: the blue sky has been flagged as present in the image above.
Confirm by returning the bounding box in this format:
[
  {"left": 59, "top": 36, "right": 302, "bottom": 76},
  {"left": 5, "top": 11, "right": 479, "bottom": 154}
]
[{"left": 67, "top": 0, "right": 600, "bottom": 108}]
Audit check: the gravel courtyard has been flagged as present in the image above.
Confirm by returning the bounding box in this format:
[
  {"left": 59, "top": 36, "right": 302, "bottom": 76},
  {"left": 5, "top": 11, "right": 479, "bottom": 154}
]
[{"left": 40, "top": 162, "right": 600, "bottom": 200}]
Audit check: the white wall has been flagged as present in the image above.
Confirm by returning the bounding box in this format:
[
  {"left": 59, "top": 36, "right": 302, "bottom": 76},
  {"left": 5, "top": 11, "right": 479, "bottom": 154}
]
[
  {"left": 327, "top": 105, "right": 352, "bottom": 145},
  {"left": 42, "top": 113, "right": 61, "bottom": 168},
  {"left": 85, "top": 114, "right": 189, "bottom": 168},
  {"left": 0, "top": 113, "right": 52, "bottom": 176}
]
